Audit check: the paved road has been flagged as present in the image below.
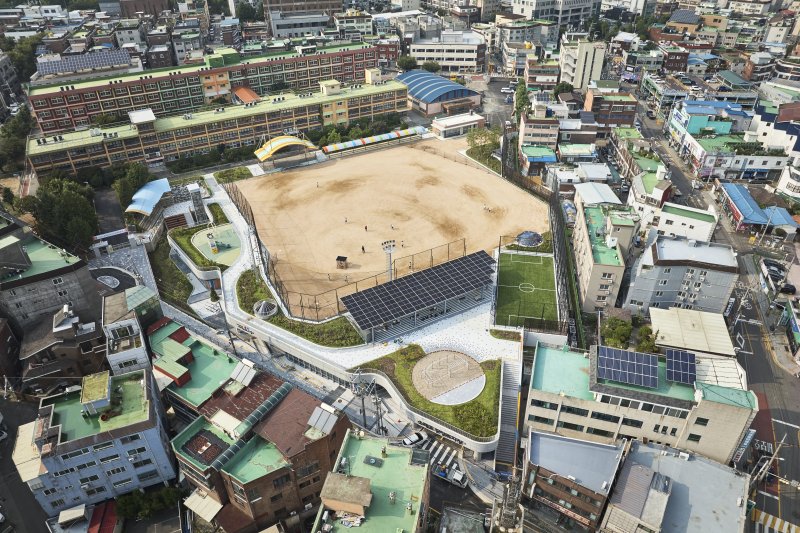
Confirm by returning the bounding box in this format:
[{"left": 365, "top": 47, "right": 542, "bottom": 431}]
[
  {"left": 733, "top": 262, "right": 800, "bottom": 524},
  {"left": 94, "top": 188, "right": 126, "bottom": 234},
  {"left": 0, "top": 399, "right": 50, "bottom": 533}
]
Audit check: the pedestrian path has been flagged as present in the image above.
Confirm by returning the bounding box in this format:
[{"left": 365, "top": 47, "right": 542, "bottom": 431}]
[
  {"left": 753, "top": 509, "right": 798, "bottom": 533},
  {"left": 422, "top": 437, "right": 459, "bottom": 469}
]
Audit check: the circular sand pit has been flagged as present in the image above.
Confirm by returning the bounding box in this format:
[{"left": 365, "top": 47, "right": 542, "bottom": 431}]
[{"left": 412, "top": 350, "right": 485, "bottom": 405}]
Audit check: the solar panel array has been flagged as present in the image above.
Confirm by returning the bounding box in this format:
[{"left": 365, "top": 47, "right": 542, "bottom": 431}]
[
  {"left": 665, "top": 349, "right": 697, "bottom": 385},
  {"left": 597, "top": 346, "right": 659, "bottom": 389},
  {"left": 230, "top": 360, "right": 256, "bottom": 386},
  {"left": 342, "top": 251, "right": 495, "bottom": 330},
  {"left": 37, "top": 50, "right": 132, "bottom": 76}
]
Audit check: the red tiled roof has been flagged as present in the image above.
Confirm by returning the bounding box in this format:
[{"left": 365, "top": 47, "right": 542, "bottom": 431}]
[
  {"left": 146, "top": 316, "right": 172, "bottom": 335},
  {"left": 777, "top": 102, "right": 800, "bottom": 123},
  {"left": 87, "top": 501, "right": 117, "bottom": 533},
  {"left": 215, "top": 503, "right": 254, "bottom": 533},
  {"left": 168, "top": 326, "right": 190, "bottom": 343},
  {"left": 185, "top": 429, "right": 226, "bottom": 465},
  {"left": 254, "top": 388, "right": 320, "bottom": 457},
  {"left": 200, "top": 371, "right": 284, "bottom": 421},
  {"left": 233, "top": 86, "right": 260, "bottom": 104}
]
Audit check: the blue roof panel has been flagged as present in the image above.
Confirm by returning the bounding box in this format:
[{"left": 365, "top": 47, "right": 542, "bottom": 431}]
[
  {"left": 396, "top": 70, "right": 479, "bottom": 104},
  {"left": 125, "top": 178, "right": 171, "bottom": 216},
  {"left": 720, "top": 183, "right": 768, "bottom": 225}
]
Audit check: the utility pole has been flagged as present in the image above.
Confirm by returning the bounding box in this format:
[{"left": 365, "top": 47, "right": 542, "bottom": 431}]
[
  {"left": 749, "top": 434, "right": 786, "bottom": 492},
  {"left": 351, "top": 369, "right": 375, "bottom": 430}
]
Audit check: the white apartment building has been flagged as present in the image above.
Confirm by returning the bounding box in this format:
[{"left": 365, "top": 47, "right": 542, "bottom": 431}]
[
  {"left": 573, "top": 183, "right": 640, "bottom": 312},
  {"left": 626, "top": 235, "right": 738, "bottom": 315},
  {"left": 558, "top": 33, "right": 605, "bottom": 91},
  {"left": 512, "top": 0, "right": 599, "bottom": 28},
  {"left": 526, "top": 342, "right": 757, "bottom": 465},
  {"left": 655, "top": 202, "right": 718, "bottom": 242},
  {"left": 334, "top": 10, "right": 373, "bottom": 37},
  {"left": 101, "top": 286, "right": 161, "bottom": 375},
  {"left": 728, "top": 0, "right": 770, "bottom": 14},
  {"left": 749, "top": 101, "right": 800, "bottom": 166},
  {"left": 600, "top": 0, "right": 647, "bottom": 13},
  {"left": 627, "top": 166, "right": 673, "bottom": 226},
  {"left": 777, "top": 165, "right": 800, "bottom": 202},
  {"left": 269, "top": 11, "right": 331, "bottom": 38},
  {"left": 12, "top": 370, "right": 176, "bottom": 516},
  {"left": 409, "top": 30, "right": 487, "bottom": 73}
]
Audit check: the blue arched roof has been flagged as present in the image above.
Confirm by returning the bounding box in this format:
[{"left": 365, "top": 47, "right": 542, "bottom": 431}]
[
  {"left": 396, "top": 70, "right": 479, "bottom": 104},
  {"left": 125, "top": 178, "right": 171, "bottom": 216}
]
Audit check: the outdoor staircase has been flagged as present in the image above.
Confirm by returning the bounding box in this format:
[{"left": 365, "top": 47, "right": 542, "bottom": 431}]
[{"left": 495, "top": 359, "right": 522, "bottom": 470}]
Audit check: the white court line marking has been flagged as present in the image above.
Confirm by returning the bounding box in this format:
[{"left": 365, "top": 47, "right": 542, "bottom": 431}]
[
  {"left": 758, "top": 490, "right": 780, "bottom": 501},
  {"left": 773, "top": 419, "right": 800, "bottom": 430}
]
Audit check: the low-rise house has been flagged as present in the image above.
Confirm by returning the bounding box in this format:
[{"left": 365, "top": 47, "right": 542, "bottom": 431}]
[{"left": 655, "top": 202, "right": 718, "bottom": 242}]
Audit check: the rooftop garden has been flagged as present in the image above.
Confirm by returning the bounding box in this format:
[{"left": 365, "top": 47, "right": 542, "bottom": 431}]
[
  {"left": 167, "top": 203, "right": 230, "bottom": 272},
  {"left": 236, "top": 270, "right": 363, "bottom": 347},
  {"left": 358, "top": 345, "right": 501, "bottom": 438}
]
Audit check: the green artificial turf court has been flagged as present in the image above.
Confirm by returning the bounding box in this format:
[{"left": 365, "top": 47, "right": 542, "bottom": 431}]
[{"left": 494, "top": 252, "right": 559, "bottom": 327}]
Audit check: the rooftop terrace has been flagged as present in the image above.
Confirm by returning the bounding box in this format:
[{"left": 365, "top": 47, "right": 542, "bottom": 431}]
[
  {"left": 222, "top": 437, "right": 290, "bottom": 484},
  {"left": 172, "top": 415, "right": 235, "bottom": 472},
  {"left": 615, "top": 127, "right": 643, "bottom": 140},
  {"left": 44, "top": 370, "right": 149, "bottom": 443},
  {"left": 584, "top": 207, "right": 624, "bottom": 266},
  {"left": 0, "top": 236, "right": 82, "bottom": 282},
  {"left": 661, "top": 203, "right": 716, "bottom": 223},
  {"left": 314, "top": 430, "right": 428, "bottom": 533}
]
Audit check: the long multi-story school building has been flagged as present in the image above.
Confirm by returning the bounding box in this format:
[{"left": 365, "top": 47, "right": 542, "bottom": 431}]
[
  {"left": 27, "top": 43, "right": 391, "bottom": 133},
  {"left": 26, "top": 77, "right": 408, "bottom": 174}
]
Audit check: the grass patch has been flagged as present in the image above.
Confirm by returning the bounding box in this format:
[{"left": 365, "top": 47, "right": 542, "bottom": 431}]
[
  {"left": 236, "top": 270, "right": 363, "bottom": 347},
  {"left": 169, "top": 225, "right": 227, "bottom": 272},
  {"left": 466, "top": 146, "right": 501, "bottom": 174},
  {"left": 148, "top": 236, "right": 194, "bottom": 315},
  {"left": 208, "top": 203, "right": 228, "bottom": 224},
  {"left": 214, "top": 167, "right": 252, "bottom": 184},
  {"left": 489, "top": 329, "right": 521, "bottom": 342},
  {"left": 361, "top": 345, "right": 500, "bottom": 438},
  {"left": 495, "top": 252, "right": 558, "bottom": 327}
]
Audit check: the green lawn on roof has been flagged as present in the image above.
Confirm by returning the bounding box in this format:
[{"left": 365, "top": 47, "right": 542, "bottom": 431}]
[{"left": 495, "top": 252, "right": 558, "bottom": 327}]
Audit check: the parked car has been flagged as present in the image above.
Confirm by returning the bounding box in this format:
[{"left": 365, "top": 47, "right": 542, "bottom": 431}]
[
  {"left": 780, "top": 284, "right": 797, "bottom": 295},
  {"left": 500, "top": 87, "right": 515, "bottom": 94},
  {"left": 646, "top": 110, "right": 656, "bottom": 119},
  {"left": 763, "top": 259, "right": 785, "bottom": 271},
  {"left": 401, "top": 431, "right": 428, "bottom": 447}
]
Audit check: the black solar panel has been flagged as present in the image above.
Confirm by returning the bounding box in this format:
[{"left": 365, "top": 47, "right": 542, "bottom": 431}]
[
  {"left": 37, "top": 50, "right": 132, "bottom": 76},
  {"left": 341, "top": 251, "right": 495, "bottom": 330},
  {"left": 665, "top": 349, "right": 697, "bottom": 385},
  {"left": 597, "top": 346, "right": 659, "bottom": 389}
]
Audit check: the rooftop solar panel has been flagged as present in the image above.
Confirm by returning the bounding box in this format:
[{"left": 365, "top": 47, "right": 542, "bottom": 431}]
[
  {"left": 37, "top": 50, "right": 132, "bottom": 76},
  {"left": 665, "top": 349, "right": 697, "bottom": 385},
  {"left": 597, "top": 346, "right": 659, "bottom": 389},
  {"left": 341, "top": 250, "right": 495, "bottom": 331}
]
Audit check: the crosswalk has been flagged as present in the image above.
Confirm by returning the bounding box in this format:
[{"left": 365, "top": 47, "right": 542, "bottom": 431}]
[
  {"left": 420, "top": 437, "right": 459, "bottom": 469},
  {"left": 753, "top": 509, "right": 798, "bottom": 533}
]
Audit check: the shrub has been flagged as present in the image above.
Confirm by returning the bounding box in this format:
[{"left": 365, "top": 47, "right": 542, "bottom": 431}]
[{"left": 601, "top": 317, "right": 632, "bottom": 348}]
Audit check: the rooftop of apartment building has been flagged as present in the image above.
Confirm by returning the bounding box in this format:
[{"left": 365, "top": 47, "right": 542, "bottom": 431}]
[
  {"left": 28, "top": 42, "right": 376, "bottom": 95},
  {"left": 149, "top": 318, "right": 239, "bottom": 408},
  {"left": 614, "top": 127, "right": 643, "bottom": 141},
  {"left": 40, "top": 370, "right": 150, "bottom": 443},
  {"left": 593, "top": 94, "right": 636, "bottom": 102},
  {"left": 0, "top": 229, "right": 82, "bottom": 284},
  {"left": 677, "top": 99, "right": 749, "bottom": 117},
  {"left": 635, "top": 171, "right": 670, "bottom": 195},
  {"left": 413, "top": 30, "right": 484, "bottom": 45},
  {"left": 660, "top": 203, "right": 717, "bottom": 224},
  {"left": 529, "top": 430, "right": 624, "bottom": 494},
  {"left": 531, "top": 343, "right": 753, "bottom": 408},
  {"left": 693, "top": 133, "right": 784, "bottom": 156},
  {"left": 648, "top": 235, "right": 737, "bottom": 271},
  {"left": 27, "top": 79, "right": 406, "bottom": 156},
  {"left": 314, "top": 430, "right": 429, "bottom": 533},
  {"left": 650, "top": 307, "right": 737, "bottom": 357},
  {"left": 583, "top": 207, "right": 625, "bottom": 266},
  {"left": 632, "top": 151, "right": 662, "bottom": 173},
  {"left": 608, "top": 441, "right": 748, "bottom": 531}
]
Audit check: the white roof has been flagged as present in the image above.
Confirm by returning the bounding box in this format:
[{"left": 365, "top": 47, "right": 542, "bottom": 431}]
[
  {"left": 58, "top": 505, "right": 87, "bottom": 525},
  {"left": 128, "top": 108, "right": 156, "bottom": 124},
  {"left": 152, "top": 367, "right": 174, "bottom": 391},
  {"left": 650, "top": 307, "right": 736, "bottom": 356},
  {"left": 696, "top": 357, "right": 746, "bottom": 389},
  {"left": 12, "top": 421, "right": 44, "bottom": 483},
  {"left": 653, "top": 236, "right": 737, "bottom": 268},
  {"left": 184, "top": 490, "right": 223, "bottom": 522},
  {"left": 432, "top": 113, "right": 485, "bottom": 128},
  {"left": 574, "top": 182, "right": 622, "bottom": 206},
  {"left": 576, "top": 163, "right": 612, "bottom": 182},
  {"left": 210, "top": 409, "right": 242, "bottom": 436}
]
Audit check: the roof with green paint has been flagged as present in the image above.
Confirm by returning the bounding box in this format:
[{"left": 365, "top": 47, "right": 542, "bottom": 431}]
[
  {"left": 168, "top": 340, "right": 238, "bottom": 408},
  {"left": 661, "top": 204, "right": 717, "bottom": 223},
  {"left": 222, "top": 437, "right": 290, "bottom": 484},
  {"left": 615, "top": 127, "right": 643, "bottom": 140},
  {"left": 44, "top": 370, "right": 150, "bottom": 443},
  {"left": 171, "top": 415, "right": 235, "bottom": 472},
  {"left": 695, "top": 134, "right": 745, "bottom": 153},
  {"left": 633, "top": 153, "right": 662, "bottom": 172},
  {"left": 639, "top": 172, "right": 659, "bottom": 194},
  {"left": 696, "top": 382, "right": 757, "bottom": 409},
  {"left": 313, "top": 430, "right": 429, "bottom": 533},
  {"left": 531, "top": 344, "right": 595, "bottom": 401},
  {"left": 609, "top": 213, "right": 637, "bottom": 226},
  {"left": 0, "top": 236, "right": 82, "bottom": 283},
  {"left": 600, "top": 94, "right": 636, "bottom": 102},
  {"left": 521, "top": 145, "right": 556, "bottom": 157},
  {"left": 584, "top": 206, "right": 624, "bottom": 266}
]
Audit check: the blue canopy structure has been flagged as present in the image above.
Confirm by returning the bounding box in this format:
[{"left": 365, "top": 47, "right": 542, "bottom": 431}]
[
  {"left": 396, "top": 70, "right": 479, "bottom": 103},
  {"left": 720, "top": 183, "right": 768, "bottom": 225},
  {"left": 125, "top": 178, "right": 171, "bottom": 216},
  {"left": 763, "top": 206, "right": 800, "bottom": 228}
]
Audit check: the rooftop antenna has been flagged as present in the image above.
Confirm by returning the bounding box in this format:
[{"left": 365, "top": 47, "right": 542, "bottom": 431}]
[{"left": 382, "top": 239, "right": 396, "bottom": 282}]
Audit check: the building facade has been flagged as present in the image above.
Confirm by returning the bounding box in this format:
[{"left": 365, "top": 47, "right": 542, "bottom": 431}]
[
  {"left": 512, "top": 0, "right": 598, "bottom": 27},
  {"left": 655, "top": 203, "right": 718, "bottom": 241},
  {"left": 583, "top": 89, "right": 636, "bottom": 138},
  {"left": 12, "top": 370, "right": 176, "bottom": 516},
  {"left": 626, "top": 235, "right": 738, "bottom": 315},
  {"left": 409, "top": 31, "right": 487, "bottom": 74},
  {"left": 558, "top": 35, "right": 605, "bottom": 92}
]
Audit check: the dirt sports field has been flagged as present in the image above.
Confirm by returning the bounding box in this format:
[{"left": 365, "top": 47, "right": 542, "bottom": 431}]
[{"left": 235, "top": 138, "right": 549, "bottom": 296}]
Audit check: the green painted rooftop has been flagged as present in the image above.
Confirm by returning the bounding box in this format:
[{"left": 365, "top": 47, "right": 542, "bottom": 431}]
[
  {"left": 521, "top": 145, "right": 556, "bottom": 157},
  {"left": 0, "top": 236, "right": 81, "bottom": 282},
  {"left": 661, "top": 204, "right": 717, "bottom": 223},
  {"left": 171, "top": 415, "right": 235, "bottom": 472},
  {"left": 531, "top": 344, "right": 594, "bottom": 401},
  {"left": 27, "top": 80, "right": 406, "bottom": 156},
  {"left": 222, "top": 437, "right": 290, "bottom": 484},
  {"left": 601, "top": 94, "right": 636, "bottom": 101},
  {"left": 615, "top": 127, "right": 643, "bottom": 140},
  {"left": 584, "top": 206, "right": 624, "bottom": 266},
  {"left": 609, "top": 212, "right": 636, "bottom": 226},
  {"left": 45, "top": 371, "right": 149, "bottom": 443},
  {"left": 314, "top": 431, "right": 428, "bottom": 533},
  {"left": 29, "top": 42, "right": 375, "bottom": 95},
  {"left": 633, "top": 153, "right": 662, "bottom": 172},
  {"left": 695, "top": 134, "right": 745, "bottom": 152},
  {"left": 696, "top": 382, "right": 757, "bottom": 409},
  {"left": 639, "top": 172, "right": 659, "bottom": 194}
]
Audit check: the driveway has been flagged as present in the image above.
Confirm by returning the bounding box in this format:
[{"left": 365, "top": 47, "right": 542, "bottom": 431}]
[{"left": 94, "top": 188, "right": 125, "bottom": 234}]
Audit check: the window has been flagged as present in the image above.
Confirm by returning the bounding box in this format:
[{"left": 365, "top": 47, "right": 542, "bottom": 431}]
[
  {"left": 137, "top": 470, "right": 159, "bottom": 483},
  {"left": 562, "top": 406, "right": 589, "bottom": 417},
  {"left": 601, "top": 272, "right": 614, "bottom": 279},
  {"left": 76, "top": 461, "right": 97, "bottom": 470},
  {"left": 270, "top": 493, "right": 283, "bottom": 503},
  {"left": 113, "top": 478, "right": 133, "bottom": 488},
  {"left": 695, "top": 417, "right": 709, "bottom": 426},
  {"left": 273, "top": 474, "right": 291, "bottom": 489},
  {"left": 79, "top": 475, "right": 99, "bottom": 484},
  {"left": 658, "top": 279, "right": 668, "bottom": 285},
  {"left": 297, "top": 461, "right": 320, "bottom": 478},
  {"left": 43, "top": 488, "right": 58, "bottom": 496},
  {"left": 591, "top": 412, "right": 620, "bottom": 423},
  {"left": 599, "top": 284, "right": 610, "bottom": 290},
  {"left": 62, "top": 448, "right": 89, "bottom": 460},
  {"left": 663, "top": 268, "right": 671, "bottom": 273},
  {"left": 687, "top": 433, "right": 702, "bottom": 442},
  {"left": 529, "top": 415, "right": 554, "bottom": 425},
  {"left": 653, "top": 424, "right": 660, "bottom": 432},
  {"left": 120, "top": 435, "right": 141, "bottom": 444},
  {"left": 132, "top": 459, "right": 153, "bottom": 468},
  {"left": 665, "top": 219, "right": 674, "bottom": 225},
  {"left": 54, "top": 468, "right": 76, "bottom": 477},
  {"left": 51, "top": 499, "right": 66, "bottom": 508},
  {"left": 127, "top": 447, "right": 146, "bottom": 456},
  {"left": 586, "top": 427, "right": 614, "bottom": 438},
  {"left": 556, "top": 421, "right": 584, "bottom": 432},
  {"left": 531, "top": 399, "right": 558, "bottom": 410},
  {"left": 86, "top": 487, "right": 106, "bottom": 496},
  {"left": 246, "top": 488, "right": 261, "bottom": 503},
  {"left": 107, "top": 466, "right": 126, "bottom": 476},
  {"left": 670, "top": 427, "right": 677, "bottom": 436},
  {"left": 621, "top": 418, "right": 643, "bottom": 428},
  {"left": 52, "top": 277, "right": 64, "bottom": 285}
]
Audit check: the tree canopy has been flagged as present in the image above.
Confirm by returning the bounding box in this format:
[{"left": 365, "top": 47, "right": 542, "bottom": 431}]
[
  {"left": 553, "top": 82, "right": 574, "bottom": 98},
  {"left": 112, "top": 162, "right": 153, "bottom": 208},
  {"left": 0, "top": 34, "right": 43, "bottom": 82},
  {"left": 636, "top": 326, "right": 658, "bottom": 353},
  {"left": 236, "top": 1, "right": 264, "bottom": 21},
  {"left": 0, "top": 106, "right": 33, "bottom": 172},
  {"left": 601, "top": 317, "right": 632, "bottom": 349},
  {"left": 396, "top": 55, "right": 418, "bottom": 71},
  {"left": 421, "top": 60, "right": 441, "bottom": 73}
]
